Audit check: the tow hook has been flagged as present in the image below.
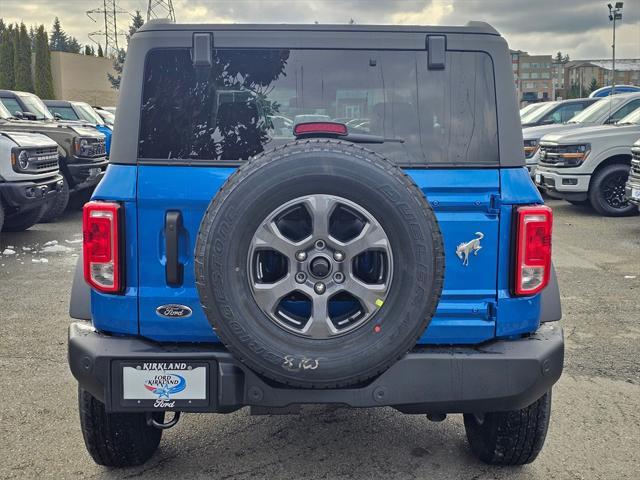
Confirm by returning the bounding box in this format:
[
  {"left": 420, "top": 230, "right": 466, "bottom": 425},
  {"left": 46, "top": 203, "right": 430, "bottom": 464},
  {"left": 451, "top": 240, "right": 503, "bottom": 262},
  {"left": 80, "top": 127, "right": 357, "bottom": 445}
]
[{"left": 146, "top": 411, "right": 181, "bottom": 430}]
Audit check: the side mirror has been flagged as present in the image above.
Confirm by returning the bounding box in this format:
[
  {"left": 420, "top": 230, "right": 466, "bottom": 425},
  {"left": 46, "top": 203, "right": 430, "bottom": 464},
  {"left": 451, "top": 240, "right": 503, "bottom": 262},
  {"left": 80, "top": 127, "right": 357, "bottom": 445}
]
[
  {"left": 53, "top": 112, "right": 62, "bottom": 120},
  {"left": 14, "top": 111, "right": 24, "bottom": 119},
  {"left": 22, "top": 111, "right": 37, "bottom": 120}
]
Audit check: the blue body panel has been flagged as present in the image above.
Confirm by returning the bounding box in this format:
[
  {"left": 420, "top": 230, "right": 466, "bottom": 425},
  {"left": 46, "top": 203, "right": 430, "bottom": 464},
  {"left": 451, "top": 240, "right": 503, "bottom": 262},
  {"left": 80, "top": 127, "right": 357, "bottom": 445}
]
[
  {"left": 91, "top": 164, "right": 543, "bottom": 345},
  {"left": 94, "top": 125, "right": 112, "bottom": 156}
]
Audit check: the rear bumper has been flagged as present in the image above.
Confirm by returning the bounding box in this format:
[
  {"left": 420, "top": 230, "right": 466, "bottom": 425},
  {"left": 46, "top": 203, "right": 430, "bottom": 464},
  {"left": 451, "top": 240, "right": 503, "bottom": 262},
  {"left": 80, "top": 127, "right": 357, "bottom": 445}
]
[
  {"left": 68, "top": 321, "right": 564, "bottom": 414},
  {"left": 0, "top": 174, "right": 64, "bottom": 212}
]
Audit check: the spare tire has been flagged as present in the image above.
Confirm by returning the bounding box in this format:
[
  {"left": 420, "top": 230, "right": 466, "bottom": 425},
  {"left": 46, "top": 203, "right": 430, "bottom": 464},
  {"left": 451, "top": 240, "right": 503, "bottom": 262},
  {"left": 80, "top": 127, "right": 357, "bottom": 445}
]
[{"left": 195, "top": 139, "right": 444, "bottom": 388}]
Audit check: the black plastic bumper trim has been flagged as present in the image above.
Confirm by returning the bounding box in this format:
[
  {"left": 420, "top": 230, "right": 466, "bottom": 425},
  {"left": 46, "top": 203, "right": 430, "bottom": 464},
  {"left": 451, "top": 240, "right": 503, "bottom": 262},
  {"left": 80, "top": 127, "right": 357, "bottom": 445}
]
[
  {"left": 0, "top": 174, "right": 63, "bottom": 209},
  {"left": 69, "top": 322, "right": 563, "bottom": 414}
]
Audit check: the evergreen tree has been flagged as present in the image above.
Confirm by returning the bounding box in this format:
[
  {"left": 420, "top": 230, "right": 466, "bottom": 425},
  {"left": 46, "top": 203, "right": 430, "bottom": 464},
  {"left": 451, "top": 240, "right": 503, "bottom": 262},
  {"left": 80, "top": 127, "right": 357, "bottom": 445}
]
[
  {"left": 107, "top": 48, "right": 126, "bottom": 89},
  {"left": 34, "top": 25, "right": 54, "bottom": 99},
  {"left": 108, "top": 10, "right": 144, "bottom": 90},
  {"left": 97, "top": 44, "right": 104, "bottom": 57},
  {"left": 29, "top": 25, "right": 36, "bottom": 48},
  {"left": 588, "top": 78, "right": 600, "bottom": 94},
  {"left": 49, "top": 17, "right": 67, "bottom": 51},
  {"left": 127, "top": 10, "right": 145, "bottom": 42},
  {"left": 66, "top": 36, "right": 81, "bottom": 54},
  {"left": 13, "top": 23, "right": 33, "bottom": 92},
  {"left": 0, "top": 25, "right": 15, "bottom": 89}
]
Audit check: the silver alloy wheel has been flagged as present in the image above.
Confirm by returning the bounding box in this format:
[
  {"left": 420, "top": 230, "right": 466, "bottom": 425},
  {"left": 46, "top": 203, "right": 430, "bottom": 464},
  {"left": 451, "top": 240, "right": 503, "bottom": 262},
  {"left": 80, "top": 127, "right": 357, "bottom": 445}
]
[{"left": 248, "top": 194, "right": 393, "bottom": 339}]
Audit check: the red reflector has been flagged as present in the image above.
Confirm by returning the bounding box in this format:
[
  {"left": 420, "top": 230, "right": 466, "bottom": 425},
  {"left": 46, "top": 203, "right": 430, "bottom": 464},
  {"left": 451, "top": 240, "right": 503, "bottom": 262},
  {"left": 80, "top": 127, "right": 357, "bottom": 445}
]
[
  {"left": 83, "top": 201, "right": 122, "bottom": 293},
  {"left": 293, "top": 122, "right": 348, "bottom": 137},
  {"left": 514, "top": 205, "right": 553, "bottom": 296}
]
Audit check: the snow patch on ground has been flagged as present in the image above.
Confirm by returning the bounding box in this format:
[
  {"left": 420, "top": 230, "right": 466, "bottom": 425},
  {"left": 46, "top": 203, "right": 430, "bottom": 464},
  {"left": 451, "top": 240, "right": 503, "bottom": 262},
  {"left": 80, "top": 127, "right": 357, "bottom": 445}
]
[
  {"left": 2, "top": 249, "right": 16, "bottom": 255},
  {"left": 41, "top": 244, "right": 73, "bottom": 254},
  {"left": 32, "top": 258, "right": 49, "bottom": 263},
  {"left": 65, "top": 239, "right": 83, "bottom": 245}
]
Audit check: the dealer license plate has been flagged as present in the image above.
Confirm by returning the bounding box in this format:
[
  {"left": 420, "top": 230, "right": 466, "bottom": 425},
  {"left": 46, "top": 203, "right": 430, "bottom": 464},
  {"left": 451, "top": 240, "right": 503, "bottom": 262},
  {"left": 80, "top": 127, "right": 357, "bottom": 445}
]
[
  {"left": 535, "top": 173, "right": 542, "bottom": 185},
  {"left": 632, "top": 188, "right": 640, "bottom": 200},
  {"left": 121, "top": 362, "right": 207, "bottom": 408}
]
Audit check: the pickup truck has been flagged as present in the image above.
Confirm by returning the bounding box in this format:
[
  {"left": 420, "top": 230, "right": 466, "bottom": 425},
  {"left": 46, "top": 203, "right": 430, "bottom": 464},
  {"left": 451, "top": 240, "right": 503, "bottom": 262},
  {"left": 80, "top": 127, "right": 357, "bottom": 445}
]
[
  {"left": 535, "top": 108, "right": 640, "bottom": 216},
  {"left": 524, "top": 93, "right": 640, "bottom": 175}
]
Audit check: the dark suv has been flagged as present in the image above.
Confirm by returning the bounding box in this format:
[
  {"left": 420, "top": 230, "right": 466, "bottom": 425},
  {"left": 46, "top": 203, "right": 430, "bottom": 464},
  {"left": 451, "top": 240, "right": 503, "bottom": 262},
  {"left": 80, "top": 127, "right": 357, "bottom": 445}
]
[{"left": 68, "top": 21, "right": 563, "bottom": 468}]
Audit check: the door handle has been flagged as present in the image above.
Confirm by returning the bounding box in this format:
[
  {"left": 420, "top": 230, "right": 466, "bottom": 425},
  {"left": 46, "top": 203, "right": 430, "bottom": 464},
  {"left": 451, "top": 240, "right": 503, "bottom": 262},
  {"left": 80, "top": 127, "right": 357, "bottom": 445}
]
[{"left": 165, "top": 211, "right": 183, "bottom": 286}]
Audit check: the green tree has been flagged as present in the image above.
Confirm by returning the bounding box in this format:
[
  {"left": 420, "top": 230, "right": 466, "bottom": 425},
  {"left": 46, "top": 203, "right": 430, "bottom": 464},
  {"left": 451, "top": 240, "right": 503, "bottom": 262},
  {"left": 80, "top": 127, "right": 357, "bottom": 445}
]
[
  {"left": 0, "top": 25, "right": 15, "bottom": 89},
  {"left": 34, "top": 25, "right": 54, "bottom": 99},
  {"left": 66, "top": 36, "right": 81, "bottom": 54},
  {"left": 13, "top": 23, "right": 33, "bottom": 92},
  {"left": 97, "top": 44, "right": 104, "bottom": 57},
  {"left": 49, "top": 17, "right": 67, "bottom": 51},
  {"left": 108, "top": 10, "right": 144, "bottom": 90},
  {"left": 588, "top": 78, "right": 600, "bottom": 94}
]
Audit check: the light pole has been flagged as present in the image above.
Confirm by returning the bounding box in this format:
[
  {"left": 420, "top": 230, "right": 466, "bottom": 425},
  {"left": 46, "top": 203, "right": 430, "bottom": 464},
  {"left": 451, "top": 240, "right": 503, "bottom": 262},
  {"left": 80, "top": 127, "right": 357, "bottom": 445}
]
[{"left": 608, "top": 2, "right": 623, "bottom": 96}]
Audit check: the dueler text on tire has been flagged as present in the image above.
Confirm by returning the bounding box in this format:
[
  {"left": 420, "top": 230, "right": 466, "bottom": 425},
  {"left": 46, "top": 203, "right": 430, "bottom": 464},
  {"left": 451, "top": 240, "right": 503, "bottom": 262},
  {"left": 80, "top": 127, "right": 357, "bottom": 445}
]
[{"left": 195, "top": 139, "right": 445, "bottom": 388}]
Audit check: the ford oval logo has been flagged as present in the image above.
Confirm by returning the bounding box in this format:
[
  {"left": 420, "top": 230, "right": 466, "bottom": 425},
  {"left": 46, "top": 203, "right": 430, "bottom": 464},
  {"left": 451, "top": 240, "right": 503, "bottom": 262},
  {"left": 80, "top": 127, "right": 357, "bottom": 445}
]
[{"left": 156, "top": 304, "right": 193, "bottom": 318}]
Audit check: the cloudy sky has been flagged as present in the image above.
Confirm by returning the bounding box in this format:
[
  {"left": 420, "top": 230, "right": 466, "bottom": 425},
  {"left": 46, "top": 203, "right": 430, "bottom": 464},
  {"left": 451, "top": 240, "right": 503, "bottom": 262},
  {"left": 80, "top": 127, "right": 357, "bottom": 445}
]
[{"left": 1, "top": 0, "right": 639, "bottom": 59}]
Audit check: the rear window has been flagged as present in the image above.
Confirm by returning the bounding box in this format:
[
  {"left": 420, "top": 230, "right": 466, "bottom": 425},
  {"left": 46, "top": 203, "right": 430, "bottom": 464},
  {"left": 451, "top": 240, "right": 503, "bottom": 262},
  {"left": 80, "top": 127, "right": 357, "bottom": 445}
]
[{"left": 139, "top": 48, "right": 498, "bottom": 166}]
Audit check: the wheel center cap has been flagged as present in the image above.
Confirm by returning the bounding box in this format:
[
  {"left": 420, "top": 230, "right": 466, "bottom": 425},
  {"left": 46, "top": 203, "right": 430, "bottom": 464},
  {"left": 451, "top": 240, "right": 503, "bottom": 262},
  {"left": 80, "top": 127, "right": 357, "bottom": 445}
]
[{"left": 309, "top": 256, "right": 331, "bottom": 278}]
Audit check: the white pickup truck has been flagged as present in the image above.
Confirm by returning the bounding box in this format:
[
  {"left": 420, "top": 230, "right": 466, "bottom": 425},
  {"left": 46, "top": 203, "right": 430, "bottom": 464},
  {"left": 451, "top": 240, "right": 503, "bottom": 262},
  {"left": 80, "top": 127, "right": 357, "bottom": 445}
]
[
  {"left": 534, "top": 107, "right": 640, "bottom": 216},
  {"left": 524, "top": 93, "right": 640, "bottom": 176}
]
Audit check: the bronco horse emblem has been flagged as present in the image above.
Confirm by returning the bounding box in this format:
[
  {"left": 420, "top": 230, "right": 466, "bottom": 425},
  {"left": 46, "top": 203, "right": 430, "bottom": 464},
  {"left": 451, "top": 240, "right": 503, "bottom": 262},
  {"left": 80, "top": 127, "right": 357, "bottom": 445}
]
[{"left": 456, "top": 232, "right": 484, "bottom": 266}]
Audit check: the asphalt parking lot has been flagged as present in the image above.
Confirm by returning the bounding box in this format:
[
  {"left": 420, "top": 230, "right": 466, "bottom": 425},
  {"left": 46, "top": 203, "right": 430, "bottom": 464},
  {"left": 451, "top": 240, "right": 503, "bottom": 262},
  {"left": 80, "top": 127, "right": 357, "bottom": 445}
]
[{"left": 0, "top": 199, "right": 638, "bottom": 480}]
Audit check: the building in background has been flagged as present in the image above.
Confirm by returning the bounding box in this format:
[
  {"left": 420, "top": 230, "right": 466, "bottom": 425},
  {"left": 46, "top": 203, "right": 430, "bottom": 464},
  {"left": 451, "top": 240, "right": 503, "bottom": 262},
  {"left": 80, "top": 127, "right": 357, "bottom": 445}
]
[
  {"left": 565, "top": 59, "right": 640, "bottom": 97},
  {"left": 49, "top": 51, "right": 118, "bottom": 105},
  {"left": 511, "top": 51, "right": 553, "bottom": 104}
]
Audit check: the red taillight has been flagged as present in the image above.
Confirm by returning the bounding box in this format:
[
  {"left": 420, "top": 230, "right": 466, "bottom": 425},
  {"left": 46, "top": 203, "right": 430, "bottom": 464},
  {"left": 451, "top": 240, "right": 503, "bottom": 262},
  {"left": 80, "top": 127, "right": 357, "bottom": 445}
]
[
  {"left": 83, "top": 201, "right": 122, "bottom": 293},
  {"left": 514, "top": 205, "right": 553, "bottom": 296},
  {"left": 293, "top": 122, "right": 348, "bottom": 137}
]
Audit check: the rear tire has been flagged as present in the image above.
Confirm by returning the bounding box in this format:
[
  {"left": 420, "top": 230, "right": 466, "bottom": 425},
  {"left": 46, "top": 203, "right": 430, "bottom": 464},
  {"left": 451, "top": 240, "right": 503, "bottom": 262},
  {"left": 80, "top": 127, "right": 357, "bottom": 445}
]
[
  {"left": 588, "top": 164, "right": 637, "bottom": 217},
  {"left": 463, "top": 390, "right": 552, "bottom": 465},
  {"left": 2, "top": 204, "right": 45, "bottom": 232},
  {"left": 78, "top": 387, "right": 164, "bottom": 467},
  {"left": 40, "top": 175, "right": 70, "bottom": 222}
]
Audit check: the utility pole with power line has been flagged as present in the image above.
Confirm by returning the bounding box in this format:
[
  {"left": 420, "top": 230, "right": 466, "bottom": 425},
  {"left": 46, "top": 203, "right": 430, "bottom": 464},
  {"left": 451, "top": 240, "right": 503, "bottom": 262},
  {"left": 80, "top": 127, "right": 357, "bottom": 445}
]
[
  {"left": 147, "top": 0, "right": 177, "bottom": 22},
  {"left": 607, "top": 2, "right": 623, "bottom": 96},
  {"left": 87, "top": 0, "right": 130, "bottom": 57}
]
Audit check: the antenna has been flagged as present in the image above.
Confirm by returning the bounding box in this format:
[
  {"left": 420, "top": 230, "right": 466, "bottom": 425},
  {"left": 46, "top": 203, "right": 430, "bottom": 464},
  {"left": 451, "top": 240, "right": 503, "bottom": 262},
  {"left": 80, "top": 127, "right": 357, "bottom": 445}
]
[
  {"left": 147, "top": 0, "right": 176, "bottom": 22},
  {"left": 87, "top": 0, "right": 130, "bottom": 56}
]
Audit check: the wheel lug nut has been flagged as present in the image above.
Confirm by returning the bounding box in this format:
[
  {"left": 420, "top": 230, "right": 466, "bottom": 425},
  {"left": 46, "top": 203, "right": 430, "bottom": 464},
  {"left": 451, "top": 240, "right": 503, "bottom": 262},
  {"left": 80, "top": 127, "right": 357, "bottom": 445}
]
[
  {"left": 314, "top": 282, "right": 326, "bottom": 294},
  {"left": 295, "top": 272, "right": 307, "bottom": 284},
  {"left": 295, "top": 251, "right": 307, "bottom": 262},
  {"left": 333, "top": 251, "right": 344, "bottom": 262},
  {"left": 333, "top": 272, "right": 344, "bottom": 284}
]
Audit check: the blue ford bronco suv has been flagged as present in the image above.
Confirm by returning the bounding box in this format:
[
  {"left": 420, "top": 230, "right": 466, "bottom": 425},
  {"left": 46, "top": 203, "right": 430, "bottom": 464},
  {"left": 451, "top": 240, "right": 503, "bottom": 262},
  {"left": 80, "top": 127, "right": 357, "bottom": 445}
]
[{"left": 68, "top": 21, "right": 563, "bottom": 467}]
